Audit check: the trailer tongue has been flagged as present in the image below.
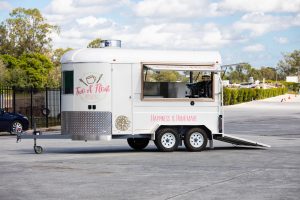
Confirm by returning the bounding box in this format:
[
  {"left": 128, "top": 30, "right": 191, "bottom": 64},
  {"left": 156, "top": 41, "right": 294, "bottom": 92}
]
[{"left": 214, "top": 134, "right": 270, "bottom": 148}]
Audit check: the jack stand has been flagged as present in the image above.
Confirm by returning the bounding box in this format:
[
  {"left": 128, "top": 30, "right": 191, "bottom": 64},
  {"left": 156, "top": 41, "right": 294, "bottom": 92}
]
[
  {"left": 32, "top": 122, "right": 43, "bottom": 154},
  {"left": 33, "top": 137, "right": 43, "bottom": 154}
]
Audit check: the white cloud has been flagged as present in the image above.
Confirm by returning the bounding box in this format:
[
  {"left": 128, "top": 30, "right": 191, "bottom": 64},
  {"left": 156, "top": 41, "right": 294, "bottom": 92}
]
[
  {"left": 243, "top": 44, "right": 265, "bottom": 52},
  {"left": 74, "top": 0, "right": 115, "bottom": 6},
  {"left": 274, "top": 37, "right": 288, "bottom": 44},
  {"left": 50, "top": 11, "right": 127, "bottom": 48},
  {"left": 44, "top": 0, "right": 299, "bottom": 61},
  {"left": 44, "top": 0, "right": 231, "bottom": 50},
  {"left": 132, "top": 0, "right": 300, "bottom": 20},
  {"left": 52, "top": 18, "right": 230, "bottom": 50},
  {"left": 133, "top": 0, "right": 220, "bottom": 19},
  {"left": 45, "top": 0, "right": 127, "bottom": 15},
  {"left": 116, "top": 22, "right": 230, "bottom": 50},
  {"left": 217, "top": 0, "right": 300, "bottom": 13},
  {"left": 44, "top": 0, "right": 127, "bottom": 41},
  {"left": 76, "top": 16, "right": 110, "bottom": 28},
  {"left": 233, "top": 12, "right": 300, "bottom": 36},
  {"left": 0, "top": 1, "right": 12, "bottom": 11},
  {"left": 44, "top": 0, "right": 127, "bottom": 25},
  {"left": 45, "top": 0, "right": 74, "bottom": 15},
  {"left": 45, "top": 0, "right": 231, "bottom": 50}
]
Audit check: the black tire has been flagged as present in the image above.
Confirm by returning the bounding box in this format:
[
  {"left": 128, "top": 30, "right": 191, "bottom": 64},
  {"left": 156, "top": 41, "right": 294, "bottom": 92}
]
[
  {"left": 34, "top": 146, "right": 43, "bottom": 154},
  {"left": 127, "top": 138, "right": 149, "bottom": 150},
  {"left": 184, "top": 128, "right": 208, "bottom": 152},
  {"left": 10, "top": 121, "right": 23, "bottom": 134},
  {"left": 155, "top": 128, "right": 179, "bottom": 152}
]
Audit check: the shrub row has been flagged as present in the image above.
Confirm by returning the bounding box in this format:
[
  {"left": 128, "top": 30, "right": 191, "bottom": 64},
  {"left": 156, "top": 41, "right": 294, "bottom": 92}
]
[{"left": 223, "top": 87, "right": 288, "bottom": 105}]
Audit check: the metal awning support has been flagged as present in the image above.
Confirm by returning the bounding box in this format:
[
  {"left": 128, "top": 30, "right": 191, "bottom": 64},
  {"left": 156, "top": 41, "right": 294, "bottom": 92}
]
[
  {"left": 214, "top": 134, "right": 271, "bottom": 148},
  {"left": 144, "top": 63, "right": 222, "bottom": 72}
]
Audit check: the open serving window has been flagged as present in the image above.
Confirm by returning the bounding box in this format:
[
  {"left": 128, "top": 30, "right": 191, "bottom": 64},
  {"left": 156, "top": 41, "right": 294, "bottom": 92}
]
[{"left": 142, "top": 63, "right": 220, "bottom": 101}]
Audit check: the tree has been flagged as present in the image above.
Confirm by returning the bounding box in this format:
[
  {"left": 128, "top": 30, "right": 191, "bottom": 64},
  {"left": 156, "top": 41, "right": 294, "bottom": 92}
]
[
  {"left": 0, "top": 54, "right": 27, "bottom": 87},
  {"left": 0, "top": 8, "right": 59, "bottom": 57},
  {"left": 277, "top": 50, "right": 300, "bottom": 78},
  {"left": 51, "top": 48, "right": 73, "bottom": 67},
  {"left": 87, "top": 38, "right": 102, "bottom": 48},
  {"left": 260, "top": 67, "right": 276, "bottom": 81},
  {"left": 226, "top": 63, "right": 252, "bottom": 83},
  {"left": 153, "top": 71, "right": 181, "bottom": 82},
  {"left": 0, "top": 59, "right": 9, "bottom": 86},
  {"left": 0, "top": 54, "right": 20, "bottom": 69},
  {"left": 19, "top": 53, "right": 54, "bottom": 88},
  {"left": 248, "top": 68, "right": 262, "bottom": 81},
  {"left": 48, "top": 48, "right": 73, "bottom": 87},
  {"left": 0, "top": 23, "right": 10, "bottom": 55},
  {"left": 6, "top": 67, "right": 28, "bottom": 88},
  {"left": 0, "top": 53, "right": 54, "bottom": 88}
]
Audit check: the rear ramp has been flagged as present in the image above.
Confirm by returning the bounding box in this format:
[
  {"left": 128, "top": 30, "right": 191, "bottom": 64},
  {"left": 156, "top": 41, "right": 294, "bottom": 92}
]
[{"left": 214, "top": 134, "right": 270, "bottom": 148}]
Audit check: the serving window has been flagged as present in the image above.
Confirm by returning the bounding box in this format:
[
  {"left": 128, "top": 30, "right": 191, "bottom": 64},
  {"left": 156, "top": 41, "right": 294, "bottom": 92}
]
[{"left": 142, "top": 63, "right": 215, "bottom": 101}]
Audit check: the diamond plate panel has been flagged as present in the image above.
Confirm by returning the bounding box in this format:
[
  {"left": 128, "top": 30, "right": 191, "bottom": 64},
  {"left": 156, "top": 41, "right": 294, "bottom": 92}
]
[{"left": 62, "top": 111, "right": 112, "bottom": 140}]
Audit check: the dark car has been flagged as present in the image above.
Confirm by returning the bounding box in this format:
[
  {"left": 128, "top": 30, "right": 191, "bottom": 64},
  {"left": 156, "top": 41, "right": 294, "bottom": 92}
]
[{"left": 0, "top": 109, "right": 29, "bottom": 134}]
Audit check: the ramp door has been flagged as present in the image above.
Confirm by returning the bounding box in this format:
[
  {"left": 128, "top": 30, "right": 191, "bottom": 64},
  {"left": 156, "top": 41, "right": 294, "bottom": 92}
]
[{"left": 214, "top": 134, "right": 270, "bottom": 148}]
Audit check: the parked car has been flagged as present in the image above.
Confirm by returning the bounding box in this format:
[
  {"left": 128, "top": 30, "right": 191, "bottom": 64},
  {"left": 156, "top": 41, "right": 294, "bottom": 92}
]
[
  {"left": 239, "top": 82, "right": 257, "bottom": 88},
  {"left": 0, "top": 109, "right": 29, "bottom": 134}
]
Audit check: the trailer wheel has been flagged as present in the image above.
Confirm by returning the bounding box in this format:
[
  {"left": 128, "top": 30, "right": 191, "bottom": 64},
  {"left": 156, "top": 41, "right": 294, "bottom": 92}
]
[
  {"left": 127, "top": 138, "right": 149, "bottom": 150},
  {"left": 184, "top": 128, "right": 208, "bottom": 151},
  {"left": 34, "top": 146, "right": 43, "bottom": 154},
  {"left": 155, "top": 128, "right": 179, "bottom": 152}
]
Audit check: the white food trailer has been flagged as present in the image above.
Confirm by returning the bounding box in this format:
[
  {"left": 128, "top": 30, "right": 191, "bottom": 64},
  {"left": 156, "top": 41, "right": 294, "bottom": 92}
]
[{"left": 18, "top": 40, "right": 270, "bottom": 153}]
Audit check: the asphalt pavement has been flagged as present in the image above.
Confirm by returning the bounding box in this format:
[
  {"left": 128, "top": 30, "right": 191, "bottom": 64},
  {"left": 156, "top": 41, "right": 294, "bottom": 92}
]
[{"left": 0, "top": 94, "right": 299, "bottom": 200}]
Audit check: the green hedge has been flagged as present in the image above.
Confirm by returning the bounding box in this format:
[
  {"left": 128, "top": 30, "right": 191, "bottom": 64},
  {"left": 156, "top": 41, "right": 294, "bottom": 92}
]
[
  {"left": 283, "top": 82, "right": 300, "bottom": 93},
  {"left": 223, "top": 87, "right": 288, "bottom": 105}
]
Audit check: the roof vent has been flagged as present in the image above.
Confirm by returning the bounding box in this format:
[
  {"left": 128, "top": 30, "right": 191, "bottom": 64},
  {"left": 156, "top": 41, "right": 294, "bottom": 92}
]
[{"left": 100, "top": 40, "right": 121, "bottom": 48}]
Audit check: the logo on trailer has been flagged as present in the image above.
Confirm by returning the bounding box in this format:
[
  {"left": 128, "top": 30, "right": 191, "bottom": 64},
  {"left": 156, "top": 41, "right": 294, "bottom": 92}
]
[
  {"left": 115, "top": 115, "right": 131, "bottom": 131},
  {"left": 76, "top": 73, "right": 110, "bottom": 102}
]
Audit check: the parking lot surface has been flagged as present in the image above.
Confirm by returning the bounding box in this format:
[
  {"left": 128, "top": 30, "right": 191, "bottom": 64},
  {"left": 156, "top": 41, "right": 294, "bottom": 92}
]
[{"left": 0, "top": 94, "right": 299, "bottom": 200}]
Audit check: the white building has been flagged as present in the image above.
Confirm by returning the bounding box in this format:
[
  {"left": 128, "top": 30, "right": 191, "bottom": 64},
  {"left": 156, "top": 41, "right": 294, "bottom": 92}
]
[{"left": 286, "top": 76, "right": 299, "bottom": 83}]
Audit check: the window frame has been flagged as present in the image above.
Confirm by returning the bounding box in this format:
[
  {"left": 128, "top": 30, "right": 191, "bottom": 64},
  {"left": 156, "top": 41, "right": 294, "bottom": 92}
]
[{"left": 141, "top": 62, "right": 215, "bottom": 102}]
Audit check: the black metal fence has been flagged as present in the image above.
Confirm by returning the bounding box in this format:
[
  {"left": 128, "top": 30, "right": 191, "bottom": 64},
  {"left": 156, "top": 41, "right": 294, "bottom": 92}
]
[{"left": 0, "top": 87, "right": 61, "bottom": 129}]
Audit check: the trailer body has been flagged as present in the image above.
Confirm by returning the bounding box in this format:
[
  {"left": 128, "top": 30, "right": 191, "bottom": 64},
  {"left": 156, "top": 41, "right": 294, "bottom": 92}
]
[
  {"left": 17, "top": 46, "right": 270, "bottom": 153},
  {"left": 59, "top": 48, "right": 228, "bottom": 150}
]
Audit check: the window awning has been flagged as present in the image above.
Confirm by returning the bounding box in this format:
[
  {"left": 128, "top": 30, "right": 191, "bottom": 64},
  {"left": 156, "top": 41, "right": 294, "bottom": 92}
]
[{"left": 144, "top": 63, "right": 222, "bottom": 71}]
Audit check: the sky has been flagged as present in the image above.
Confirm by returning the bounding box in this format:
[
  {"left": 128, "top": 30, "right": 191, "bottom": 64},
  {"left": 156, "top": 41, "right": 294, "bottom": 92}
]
[{"left": 0, "top": 0, "right": 299, "bottom": 68}]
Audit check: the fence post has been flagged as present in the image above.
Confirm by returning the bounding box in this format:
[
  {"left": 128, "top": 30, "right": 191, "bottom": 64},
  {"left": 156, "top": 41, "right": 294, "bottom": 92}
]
[
  {"left": 46, "top": 87, "right": 49, "bottom": 128},
  {"left": 0, "top": 87, "right": 3, "bottom": 109},
  {"left": 12, "top": 87, "right": 16, "bottom": 113},
  {"left": 30, "top": 87, "right": 33, "bottom": 129}
]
